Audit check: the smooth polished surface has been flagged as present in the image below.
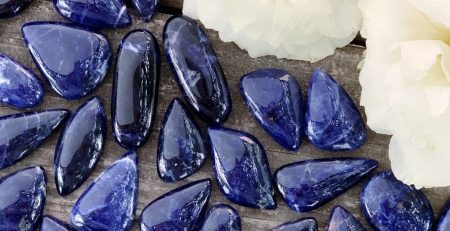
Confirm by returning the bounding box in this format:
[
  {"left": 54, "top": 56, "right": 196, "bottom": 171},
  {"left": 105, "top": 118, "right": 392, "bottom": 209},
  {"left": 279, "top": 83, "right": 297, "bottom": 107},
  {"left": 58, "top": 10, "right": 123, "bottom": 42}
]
[
  {"left": 326, "top": 206, "right": 366, "bottom": 231},
  {"left": 157, "top": 98, "right": 206, "bottom": 182},
  {"left": 40, "top": 216, "right": 75, "bottom": 231},
  {"left": 164, "top": 15, "right": 232, "bottom": 124},
  {"left": 112, "top": 29, "right": 160, "bottom": 150},
  {"left": 55, "top": 97, "right": 106, "bottom": 195},
  {"left": 437, "top": 199, "right": 450, "bottom": 231},
  {"left": 0, "top": 109, "right": 68, "bottom": 170},
  {"left": 271, "top": 218, "right": 318, "bottom": 231},
  {"left": 0, "top": 166, "right": 46, "bottom": 231},
  {"left": 201, "top": 204, "right": 241, "bottom": 231},
  {"left": 22, "top": 22, "right": 111, "bottom": 99},
  {"left": 240, "top": 68, "right": 303, "bottom": 151},
  {"left": 275, "top": 158, "right": 378, "bottom": 212},
  {"left": 0, "top": 0, "right": 31, "bottom": 18},
  {"left": 131, "top": 0, "right": 159, "bottom": 21},
  {"left": 208, "top": 127, "right": 276, "bottom": 209}
]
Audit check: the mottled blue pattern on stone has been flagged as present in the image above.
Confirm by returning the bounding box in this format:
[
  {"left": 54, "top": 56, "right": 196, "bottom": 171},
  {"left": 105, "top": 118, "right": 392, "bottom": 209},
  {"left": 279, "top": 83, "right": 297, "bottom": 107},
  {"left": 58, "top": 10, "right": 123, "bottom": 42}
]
[
  {"left": 201, "top": 204, "right": 241, "bottom": 231},
  {"left": 140, "top": 179, "right": 211, "bottom": 231},
  {"left": 22, "top": 22, "right": 111, "bottom": 100},
  {"left": 40, "top": 216, "right": 75, "bottom": 231},
  {"left": 306, "top": 68, "right": 367, "bottom": 151},
  {"left": 0, "top": 166, "right": 46, "bottom": 231},
  {"left": 0, "top": 54, "right": 44, "bottom": 109},
  {"left": 326, "top": 206, "right": 366, "bottom": 231},
  {"left": 71, "top": 151, "right": 138, "bottom": 231},
  {"left": 131, "top": 0, "right": 159, "bottom": 21},
  {"left": 240, "top": 68, "right": 303, "bottom": 151},
  {"left": 275, "top": 158, "right": 377, "bottom": 212},
  {"left": 437, "top": 199, "right": 450, "bottom": 231},
  {"left": 0, "top": 0, "right": 31, "bottom": 18},
  {"left": 55, "top": 97, "right": 106, "bottom": 196},
  {"left": 207, "top": 127, "right": 276, "bottom": 209},
  {"left": 164, "top": 15, "right": 232, "bottom": 125},
  {"left": 360, "top": 171, "right": 433, "bottom": 231},
  {"left": 157, "top": 98, "right": 206, "bottom": 182},
  {"left": 271, "top": 218, "right": 318, "bottom": 231},
  {"left": 112, "top": 29, "right": 160, "bottom": 150},
  {"left": 0, "top": 109, "right": 68, "bottom": 170}
]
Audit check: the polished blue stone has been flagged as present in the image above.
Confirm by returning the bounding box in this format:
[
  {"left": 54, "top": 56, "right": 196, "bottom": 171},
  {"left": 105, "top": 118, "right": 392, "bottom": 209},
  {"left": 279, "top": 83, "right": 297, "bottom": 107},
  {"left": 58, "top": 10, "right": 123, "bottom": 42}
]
[
  {"left": 0, "top": 0, "right": 31, "bottom": 18},
  {"left": 306, "top": 68, "right": 367, "bottom": 151},
  {"left": 275, "top": 158, "right": 378, "bottom": 212},
  {"left": 22, "top": 22, "right": 111, "bottom": 100},
  {"left": 240, "top": 68, "right": 303, "bottom": 151},
  {"left": 201, "top": 204, "right": 241, "bottom": 231},
  {"left": 360, "top": 171, "right": 433, "bottom": 231},
  {"left": 71, "top": 151, "right": 138, "bottom": 231},
  {"left": 54, "top": 0, "right": 131, "bottom": 28},
  {"left": 207, "top": 127, "right": 276, "bottom": 209},
  {"left": 140, "top": 179, "right": 211, "bottom": 231},
  {"left": 271, "top": 218, "right": 318, "bottom": 231},
  {"left": 0, "top": 166, "right": 46, "bottom": 231},
  {"left": 40, "top": 216, "right": 75, "bottom": 231},
  {"left": 437, "top": 199, "right": 450, "bottom": 231},
  {"left": 131, "top": 0, "right": 159, "bottom": 21},
  {"left": 112, "top": 29, "right": 160, "bottom": 150},
  {"left": 0, "top": 109, "right": 68, "bottom": 170},
  {"left": 164, "top": 15, "right": 232, "bottom": 125},
  {"left": 0, "top": 54, "right": 44, "bottom": 109},
  {"left": 55, "top": 97, "right": 106, "bottom": 196},
  {"left": 326, "top": 206, "right": 365, "bottom": 231},
  {"left": 157, "top": 98, "right": 206, "bottom": 182}
]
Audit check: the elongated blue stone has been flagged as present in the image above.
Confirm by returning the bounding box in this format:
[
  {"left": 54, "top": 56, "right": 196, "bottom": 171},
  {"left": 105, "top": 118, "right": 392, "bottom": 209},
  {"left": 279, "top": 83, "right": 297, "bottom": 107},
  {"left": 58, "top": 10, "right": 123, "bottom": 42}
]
[
  {"left": 164, "top": 16, "right": 232, "bottom": 125},
  {"left": 275, "top": 158, "right": 378, "bottom": 212},
  {"left": 437, "top": 200, "right": 450, "bottom": 231},
  {"left": 326, "top": 206, "right": 365, "bottom": 231},
  {"left": 201, "top": 204, "right": 241, "bottom": 231},
  {"left": 306, "top": 68, "right": 367, "bottom": 151},
  {"left": 22, "top": 22, "right": 111, "bottom": 100},
  {"left": 40, "top": 216, "right": 75, "bottom": 231},
  {"left": 53, "top": 0, "right": 131, "bottom": 28},
  {"left": 131, "top": 0, "right": 159, "bottom": 21},
  {"left": 240, "top": 68, "right": 303, "bottom": 151},
  {"left": 157, "top": 98, "right": 206, "bottom": 182},
  {"left": 207, "top": 127, "right": 276, "bottom": 209},
  {"left": 112, "top": 29, "right": 160, "bottom": 150},
  {"left": 71, "top": 151, "right": 138, "bottom": 231},
  {"left": 0, "top": 166, "right": 46, "bottom": 231},
  {"left": 140, "top": 179, "right": 211, "bottom": 231},
  {"left": 360, "top": 171, "right": 433, "bottom": 231},
  {"left": 0, "top": 0, "right": 31, "bottom": 18},
  {"left": 0, "top": 109, "right": 68, "bottom": 170},
  {"left": 271, "top": 218, "right": 318, "bottom": 231},
  {"left": 55, "top": 97, "right": 106, "bottom": 196}
]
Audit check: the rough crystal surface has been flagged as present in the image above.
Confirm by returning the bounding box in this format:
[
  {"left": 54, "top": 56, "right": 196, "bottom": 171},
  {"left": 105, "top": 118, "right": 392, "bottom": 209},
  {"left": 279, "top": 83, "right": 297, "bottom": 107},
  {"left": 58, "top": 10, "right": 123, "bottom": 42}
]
[
  {"left": 326, "top": 206, "right": 366, "bottom": 231},
  {"left": 201, "top": 204, "right": 241, "bottom": 231},
  {"left": 40, "top": 216, "right": 75, "bottom": 231},
  {"left": 271, "top": 218, "right": 318, "bottom": 231}
]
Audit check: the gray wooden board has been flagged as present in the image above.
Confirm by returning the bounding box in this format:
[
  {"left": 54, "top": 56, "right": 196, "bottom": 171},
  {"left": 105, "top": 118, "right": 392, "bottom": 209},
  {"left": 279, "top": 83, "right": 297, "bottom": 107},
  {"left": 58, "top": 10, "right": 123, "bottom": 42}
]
[{"left": 0, "top": 1, "right": 449, "bottom": 230}]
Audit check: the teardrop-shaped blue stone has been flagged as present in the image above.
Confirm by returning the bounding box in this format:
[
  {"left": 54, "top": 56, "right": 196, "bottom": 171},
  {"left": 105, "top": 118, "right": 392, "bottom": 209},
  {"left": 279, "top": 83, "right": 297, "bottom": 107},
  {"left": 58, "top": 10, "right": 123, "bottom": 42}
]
[
  {"left": 326, "top": 206, "right": 366, "bottom": 231},
  {"left": 271, "top": 218, "right": 318, "bottom": 231},
  {"left": 0, "top": 0, "right": 31, "bottom": 18},
  {"left": 0, "top": 166, "right": 46, "bottom": 231},
  {"left": 112, "top": 29, "right": 160, "bottom": 150},
  {"left": 240, "top": 68, "right": 303, "bottom": 151},
  {"left": 157, "top": 98, "right": 206, "bottom": 182},
  {"left": 71, "top": 151, "right": 138, "bottom": 231},
  {"left": 437, "top": 200, "right": 450, "bottom": 231},
  {"left": 131, "top": 0, "right": 159, "bottom": 21},
  {"left": 40, "top": 216, "right": 75, "bottom": 231},
  {"left": 201, "top": 204, "right": 241, "bottom": 231},
  {"left": 306, "top": 68, "right": 367, "bottom": 151},
  {"left": 55, "top": 97, "right": 106, "bottom": 196},
  {"left": 0, "top": 109, "right": 69, "bottom": 170}
]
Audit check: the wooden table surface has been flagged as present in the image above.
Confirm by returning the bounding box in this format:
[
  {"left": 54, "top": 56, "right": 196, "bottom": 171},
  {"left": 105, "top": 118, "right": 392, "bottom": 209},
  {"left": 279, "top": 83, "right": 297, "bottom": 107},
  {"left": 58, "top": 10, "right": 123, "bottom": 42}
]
[{"left": 1, "top": 1, "right": 449, "bottom": 230}]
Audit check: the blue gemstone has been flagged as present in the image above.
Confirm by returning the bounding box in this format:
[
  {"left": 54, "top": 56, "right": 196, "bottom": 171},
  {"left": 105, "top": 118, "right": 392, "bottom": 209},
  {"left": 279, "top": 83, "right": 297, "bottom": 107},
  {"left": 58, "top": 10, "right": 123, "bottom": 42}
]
[
  {"left": 157, "top": 98, "right": 206, "bottom": 182},
  {"left": 55, "top": 97, "right": 106, "bottom": 196},
  {"left": 0, "top": 54, "right": 44, "bottom": 109},
  {"left": 207, "top": 127, "right": 276, "bottom": 209},
  {"left": 112, "top": 29, "right": 160, "bottom": 150},
  {"left": 164, "top": 16, "right": 232, "bottom": 125},
  {"left": 306, "top": 68, "right": 367, "bottom": 151},
  {"left": 275, "top": 158, "right": 377, "bottom": 212},
  {"left": 240, "top": 68, "right": 303, "bottom": 151},
  {"left": 326, "top": 206, "right": 365, "bottom": 231},
  {"left": 201, "top": 204, "right": 241, "bottom": 231},
  {"left": 271, "top": 218, "right": 318, "bottom": 231},
  {"left": 53, "top": 0, "right": 131, "bottom": 28},
  {"left": 360, "top": 171, "right": 433, "bottom": 231},
  {"left": 131, "top": 0, "right": 159, "bottom": 22},
  {"left": 140, "top": 179, "right": 211, "bottom": 231},
  {"left": 40, "top": 216, "right": 75, "bottom": 231},
  {"left": 71, "top": 151, "right": 138, "bottom": 231},
  {"left": 0, "top": 166, "right": 46, "bottom": 231},
  {"left": 22, "top": 22, "right": 111, "bottom": 100},
  {"left": 0, "top": 109, "right": 68, "bottom": 170},
  {"left": 437, "top": 200, "right": 450, "bottom": 231},
  {"left": 0, "top": 0, "right": 31, "bottom": 18}
]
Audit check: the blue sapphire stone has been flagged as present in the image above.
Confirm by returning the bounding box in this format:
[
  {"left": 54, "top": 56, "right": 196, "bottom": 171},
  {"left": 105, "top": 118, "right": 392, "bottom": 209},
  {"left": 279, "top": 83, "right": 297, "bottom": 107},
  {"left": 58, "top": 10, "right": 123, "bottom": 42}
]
[
  {"left": 437, "top": 199, "right": 450, "bottom": 231},
  {"left": 326, "top": 206, "right": 366, "bottom": 231},
  {"left": 271, "top": 218, "right": 318, "bottom": 231},
  {"left": 0, "top": 0, "right": 31, "bottom": 18},
  {"left": 40, "top": 216, "right": 75, "bottom": 231},
  {"left": 131, "top": 0, "right": 159, "bottom": 21},
  {"left": 201, "top": 204, "right": 241, "bottom": 231}
]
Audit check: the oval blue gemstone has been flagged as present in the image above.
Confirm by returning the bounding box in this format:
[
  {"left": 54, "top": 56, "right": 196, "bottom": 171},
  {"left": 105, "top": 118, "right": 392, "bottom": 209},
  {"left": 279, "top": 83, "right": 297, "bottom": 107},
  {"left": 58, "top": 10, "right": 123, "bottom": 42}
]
[
  {"left": 0, "top": 54, "right": 44, "bottom": 109},
  {"left": 201, "top": 204, "right": 241, "bottom": 231},
  {"left": 0, "top": 109, "right": 69, "bottom": 170},
  {"left": 360, "top": 171, "right": 433, "bottom": 231},
  {"left": 71, "top": 151, "right": 138, "bottom": 231},
  {"left": 55, "top": 97, "right": 106, "bottom": 196},
  {"left": 22, "top": 22, "right": 111, "bottom": 100},
  {"left": 326, "top": 206, "right": 366, "bottom": 231},
  {"left": 275, "top": 158, "right": 378, "bottom": 212},
  {"left": 437, "top": 200, "right": 450, "bottom": 231},
  {"left": 207, "top": 127, "right": 276, "bottom": 209},
  {"left": 157, "top": 98, "right": 206, "bottom": 182},
  {"left": 140, "top": 179, "right": 211, "bottom": 230},
  {"left": 164, "top": 16, "right": 232, "bottom": 125},
  {"left": 240, "top": 68, "right": 303, "bottom": 151},
  {"left": 112, "top": 29, "right": 160, "bottom": 150},
  {"left": 131, "top": 0, "right": 159, "bottom": 22},
  {"left": 0, "top": 0, "right": 31, "bottom": 18},
  {"left": 0, "top": 166, "right": 46, "bottom": 231},
  {"left": 271, "top": 218, "right": 318, "bottom": 231},
  {"left": 306, "top": 68, "right": 367, "bottom": 151},
  {"left": 40, "top": 216, "right": 75, "bottom": 231}
]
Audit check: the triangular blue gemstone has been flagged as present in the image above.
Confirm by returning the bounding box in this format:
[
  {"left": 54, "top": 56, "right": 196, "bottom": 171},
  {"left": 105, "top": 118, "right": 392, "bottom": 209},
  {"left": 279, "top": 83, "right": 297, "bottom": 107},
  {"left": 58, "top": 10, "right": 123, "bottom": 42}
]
[
  {"left": 131, "top": 0, "right": 159, "bottom": 22},
  {"left": 326, "top": 206, "right": 366, "bottom": 231},
  {"left": 40, "top": 216, "right": 75, "bottom": 231},
  {"left": 271, "top": 218, "right": 318, "bottom": 231},
  {"left": 200, "top": 204, "right": 241, "bottom": 231}
]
